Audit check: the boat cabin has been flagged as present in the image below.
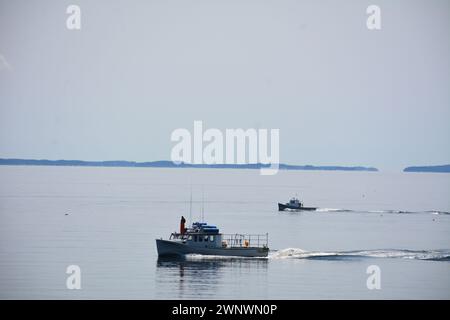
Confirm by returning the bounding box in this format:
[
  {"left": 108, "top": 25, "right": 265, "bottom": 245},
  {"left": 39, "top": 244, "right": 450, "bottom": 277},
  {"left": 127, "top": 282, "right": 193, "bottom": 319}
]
[
  {"left": 170, "top": 222, "right": 224, "bottom": 249},
  {"left": 289, "top": 197, "right": 303, "bottom": 207},
  {"left": 170, "top": 222, "right": 268, "bottom": 249}
]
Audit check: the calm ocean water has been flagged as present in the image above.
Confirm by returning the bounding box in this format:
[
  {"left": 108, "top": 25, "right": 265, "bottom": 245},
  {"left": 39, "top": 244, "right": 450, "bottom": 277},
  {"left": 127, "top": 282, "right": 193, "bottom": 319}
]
[{"left": 0, "top": 166, "right": 449, "bottom": 299}]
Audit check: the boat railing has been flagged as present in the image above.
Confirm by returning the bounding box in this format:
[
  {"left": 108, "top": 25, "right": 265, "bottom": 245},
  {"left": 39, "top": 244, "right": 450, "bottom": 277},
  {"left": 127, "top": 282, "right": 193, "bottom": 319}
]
[{"left": 221, "top": 233, "right": 269, "bottom": 248}]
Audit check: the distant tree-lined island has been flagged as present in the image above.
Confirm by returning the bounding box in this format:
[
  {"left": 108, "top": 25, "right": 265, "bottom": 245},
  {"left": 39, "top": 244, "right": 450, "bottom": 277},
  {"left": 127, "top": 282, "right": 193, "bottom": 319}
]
[
  {"left": 403, "top": 164, "right": 450, "bottom": 173},
  {"left": 0, "top": 158, "right": 379, "bottom": 172}
]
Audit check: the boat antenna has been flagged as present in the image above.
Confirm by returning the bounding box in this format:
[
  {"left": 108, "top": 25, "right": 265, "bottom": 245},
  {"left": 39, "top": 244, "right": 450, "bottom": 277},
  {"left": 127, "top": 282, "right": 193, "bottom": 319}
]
[
  {"left": 201, "top": 185, "right": 204, "bottom": 222},
  {"left": 189, "top": 182, "right": 192, "bottom": 225}
]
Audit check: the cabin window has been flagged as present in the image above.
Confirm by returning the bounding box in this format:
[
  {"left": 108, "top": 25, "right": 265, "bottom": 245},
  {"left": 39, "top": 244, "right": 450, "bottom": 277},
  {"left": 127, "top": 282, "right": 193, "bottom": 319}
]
[
  {"left": 204, "top": 235, "right": 209, "bottom": 242},
  {"left": 210, "top": 235, "right": 214, "bottom": 242},
  {"left": 199, "top": 236, "right": 203, "bottom": 242},
  {"left": 193, "top": 235, "right": 197, "bottom": 242},
  {"left": 188, "top": 235, "right": 192, "bottom": 241}
]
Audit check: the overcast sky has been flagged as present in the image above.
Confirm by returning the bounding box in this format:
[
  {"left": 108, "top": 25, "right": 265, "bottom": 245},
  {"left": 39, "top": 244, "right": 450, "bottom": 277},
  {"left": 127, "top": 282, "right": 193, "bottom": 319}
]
[{"left": 0, "top": 0, "right": 449, "bottom": 171}]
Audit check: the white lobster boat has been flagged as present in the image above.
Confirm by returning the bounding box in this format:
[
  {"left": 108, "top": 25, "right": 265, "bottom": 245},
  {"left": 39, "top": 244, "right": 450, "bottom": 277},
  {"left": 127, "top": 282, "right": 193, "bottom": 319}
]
[{"left": 156, "top": 222, "right": 269, "bottom": 258}]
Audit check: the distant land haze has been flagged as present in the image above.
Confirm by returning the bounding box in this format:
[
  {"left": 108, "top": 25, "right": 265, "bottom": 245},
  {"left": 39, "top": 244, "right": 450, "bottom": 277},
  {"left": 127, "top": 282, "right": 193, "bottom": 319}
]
[
  {"left": 1, "top": 159, "right": 449, "bottom": 173},
  {"left": 404, "top": 165, "right": 450, "bottom": 173},
  {"left": 0, "top": 158, "right": 378, "bottom": 172}
]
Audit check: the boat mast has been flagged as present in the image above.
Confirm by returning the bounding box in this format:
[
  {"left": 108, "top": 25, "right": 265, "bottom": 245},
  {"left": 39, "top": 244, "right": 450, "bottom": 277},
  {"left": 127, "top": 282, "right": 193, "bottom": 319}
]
[
  {"left": 201, "top": 185, "right": 204, "bottom": 222},
  {"left": 189, "top": 183, "right": 192, "bottom": 226}
]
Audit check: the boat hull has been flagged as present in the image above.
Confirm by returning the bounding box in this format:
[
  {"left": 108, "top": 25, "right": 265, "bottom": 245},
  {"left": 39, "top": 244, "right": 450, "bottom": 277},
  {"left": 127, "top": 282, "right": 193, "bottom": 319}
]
[
  {"left": 278, "top": 203, "right": 317, "bottom": 211},
  {"left": 156, "top": 239, "right": 269, "bottom": 257}
]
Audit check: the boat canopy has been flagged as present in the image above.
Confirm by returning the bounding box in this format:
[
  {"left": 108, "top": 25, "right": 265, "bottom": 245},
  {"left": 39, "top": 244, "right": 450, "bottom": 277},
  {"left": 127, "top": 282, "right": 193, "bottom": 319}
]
[{"left": 191, "top": 222, "right": 220, "bottom": 234}]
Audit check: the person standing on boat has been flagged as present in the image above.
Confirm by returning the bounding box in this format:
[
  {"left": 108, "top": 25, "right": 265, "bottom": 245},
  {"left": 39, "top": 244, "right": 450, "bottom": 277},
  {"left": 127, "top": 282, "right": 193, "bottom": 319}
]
[{"left": 180, "top": 216, "right": 186, "bottom": 234}]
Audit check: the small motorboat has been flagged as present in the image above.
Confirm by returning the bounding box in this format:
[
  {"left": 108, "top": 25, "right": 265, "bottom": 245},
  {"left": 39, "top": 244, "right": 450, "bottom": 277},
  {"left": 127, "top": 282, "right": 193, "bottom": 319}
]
[
  {"left": 278, "top": 197, "right": 317, "bottom": 211},
  {"left": 156, "top": 220, "right": 269, "bottom": 258}
]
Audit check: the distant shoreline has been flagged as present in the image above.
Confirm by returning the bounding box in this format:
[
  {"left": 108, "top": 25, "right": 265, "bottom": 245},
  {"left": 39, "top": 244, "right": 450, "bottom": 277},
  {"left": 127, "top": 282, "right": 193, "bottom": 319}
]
[
  {"left": 403, "top": 164, "right": 450, "bottom": 173},
  {"left": 0, "top": 158, "right": 379, "bottom": 172}
]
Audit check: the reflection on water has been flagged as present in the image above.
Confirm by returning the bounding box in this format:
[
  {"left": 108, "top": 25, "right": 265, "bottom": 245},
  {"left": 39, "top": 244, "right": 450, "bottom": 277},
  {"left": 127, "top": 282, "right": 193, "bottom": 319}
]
[{"left": 156, "top": 256, "right": 269, "bottom": 299}]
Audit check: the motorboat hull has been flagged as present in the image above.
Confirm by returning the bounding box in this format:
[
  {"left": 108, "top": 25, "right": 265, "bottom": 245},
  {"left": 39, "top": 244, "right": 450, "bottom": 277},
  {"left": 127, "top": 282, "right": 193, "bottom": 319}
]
[
  {"left": 156, "top": 239, "right": 269, "bottom": 257},
  {"left": 278, "top": 203, "right": 317, "bottom": 211}
]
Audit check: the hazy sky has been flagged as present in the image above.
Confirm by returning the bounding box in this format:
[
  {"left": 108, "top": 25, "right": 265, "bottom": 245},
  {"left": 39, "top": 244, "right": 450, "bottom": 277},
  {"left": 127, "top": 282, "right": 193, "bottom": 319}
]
[{"left": 0, "top": 0, "right": 449, "bottom": 171}]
